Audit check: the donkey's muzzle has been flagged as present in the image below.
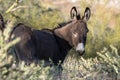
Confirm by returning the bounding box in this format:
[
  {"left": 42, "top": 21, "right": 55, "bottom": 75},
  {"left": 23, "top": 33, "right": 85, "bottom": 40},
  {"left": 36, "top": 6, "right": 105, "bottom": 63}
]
[{"left": 76, "top": 43, "right": 85, "bottom": 55}]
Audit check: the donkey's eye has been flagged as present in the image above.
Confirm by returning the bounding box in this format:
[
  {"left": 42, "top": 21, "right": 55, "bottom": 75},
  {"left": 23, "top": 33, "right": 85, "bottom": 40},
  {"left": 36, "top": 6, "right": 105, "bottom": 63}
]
[{"left": 72, "top": 32, "right": 78, "bottom": 37}]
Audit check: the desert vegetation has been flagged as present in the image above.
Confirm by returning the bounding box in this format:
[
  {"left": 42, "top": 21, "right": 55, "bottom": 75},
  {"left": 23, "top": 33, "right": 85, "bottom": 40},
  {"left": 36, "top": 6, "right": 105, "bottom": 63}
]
[{"left": 0, "top": 0, "right": 120, "bottom": 80}]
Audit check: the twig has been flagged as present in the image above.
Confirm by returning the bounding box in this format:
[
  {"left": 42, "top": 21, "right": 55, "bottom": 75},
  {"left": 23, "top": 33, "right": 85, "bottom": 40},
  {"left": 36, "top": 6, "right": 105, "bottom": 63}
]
[
  {"left": 10, "top": 6, "right": 29, "bottom": 12},
  {"left": 5, "top": 0, "right": 20, "bottom": 13}
]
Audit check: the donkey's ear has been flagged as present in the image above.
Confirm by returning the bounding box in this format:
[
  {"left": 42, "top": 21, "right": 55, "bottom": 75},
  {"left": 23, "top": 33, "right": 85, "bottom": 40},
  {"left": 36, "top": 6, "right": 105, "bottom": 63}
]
[
  {"left": 70, "top": 6, "right": 77, "bottom": 19},
  {"left": 70, "top": 6, "right": 81, "bottom": 20},
  {"left": 83, "top": 7, "right": 91, "bottom": 21}
]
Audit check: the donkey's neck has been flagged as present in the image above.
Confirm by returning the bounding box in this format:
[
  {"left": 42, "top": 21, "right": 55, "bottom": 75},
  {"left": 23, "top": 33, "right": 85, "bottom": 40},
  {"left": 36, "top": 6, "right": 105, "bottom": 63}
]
[
  {"left": 54, "top": 35, "right": 72, "bottom": 63},
  {"left": 54, "top": 24, "right": 72, "bottom": 55},
  {"left": 54, "top": 24, "right": 72, "bottom": 43}
]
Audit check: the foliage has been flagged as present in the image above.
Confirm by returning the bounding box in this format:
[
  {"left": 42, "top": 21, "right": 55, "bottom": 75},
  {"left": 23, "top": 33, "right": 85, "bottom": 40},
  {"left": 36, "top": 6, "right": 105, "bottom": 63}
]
[
  {"left": 63, "top": 45, "right": 120, "bottom": 80},
  {"left": 0, "top": 0, "right": 64, "bottom": 29},
  {"left": 0, "top": 0, "right": 120, "bottom": 80}
]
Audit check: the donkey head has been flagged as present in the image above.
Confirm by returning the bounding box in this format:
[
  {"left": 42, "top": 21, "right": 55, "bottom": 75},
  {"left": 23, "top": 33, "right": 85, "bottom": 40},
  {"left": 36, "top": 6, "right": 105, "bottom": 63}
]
[{"left": 70, "top": 6, "right": 91, "bottom": 55}]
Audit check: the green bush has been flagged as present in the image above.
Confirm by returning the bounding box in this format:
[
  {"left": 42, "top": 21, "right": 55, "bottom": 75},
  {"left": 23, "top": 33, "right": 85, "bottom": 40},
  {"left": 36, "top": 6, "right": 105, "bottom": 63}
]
[{"left": 0, "top": 0, "right": 64, "bottom": 29}]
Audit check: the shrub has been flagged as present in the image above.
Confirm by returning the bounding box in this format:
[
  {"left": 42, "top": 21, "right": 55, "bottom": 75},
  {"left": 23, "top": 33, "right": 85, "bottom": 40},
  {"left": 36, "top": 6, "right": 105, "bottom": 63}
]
[{"left": 63, "top": 45, "right": 120, "bottom": 80}]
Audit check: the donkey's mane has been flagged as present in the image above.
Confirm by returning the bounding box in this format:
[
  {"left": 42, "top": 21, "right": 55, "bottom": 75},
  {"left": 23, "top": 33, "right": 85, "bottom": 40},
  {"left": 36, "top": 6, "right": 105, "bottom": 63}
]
[{"left": 53, "top": 20, "right": 72, "bottom": 30}]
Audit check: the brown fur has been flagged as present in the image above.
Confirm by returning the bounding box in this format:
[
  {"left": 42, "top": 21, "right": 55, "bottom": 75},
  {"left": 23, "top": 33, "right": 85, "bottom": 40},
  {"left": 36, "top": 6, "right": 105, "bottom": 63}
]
[{"left": 2, "top": 6, "right": 91, "bottom": 65}]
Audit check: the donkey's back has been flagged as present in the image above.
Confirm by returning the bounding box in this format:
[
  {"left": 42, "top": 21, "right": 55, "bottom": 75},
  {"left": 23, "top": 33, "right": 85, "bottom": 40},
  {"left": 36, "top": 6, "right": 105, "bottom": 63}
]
[
  {"left": 10, "top": 23, "right": 61, "bottom": 64},
  {"left": 32, "top": 29, "right": 60, "bottom": 64}
]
